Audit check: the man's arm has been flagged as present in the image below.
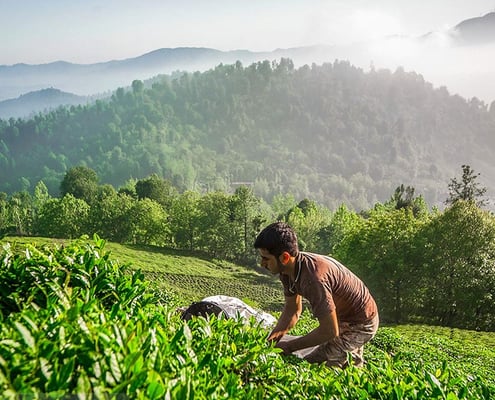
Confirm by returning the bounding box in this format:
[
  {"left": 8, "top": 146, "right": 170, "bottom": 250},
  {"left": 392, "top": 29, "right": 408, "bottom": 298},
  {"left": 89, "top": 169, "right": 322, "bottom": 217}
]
[
  {"left": 267, "top": 294, "right": 302, "bottom": 342},
  {"left": 276, "top": 309, "right": 339, "bottom": 355}
]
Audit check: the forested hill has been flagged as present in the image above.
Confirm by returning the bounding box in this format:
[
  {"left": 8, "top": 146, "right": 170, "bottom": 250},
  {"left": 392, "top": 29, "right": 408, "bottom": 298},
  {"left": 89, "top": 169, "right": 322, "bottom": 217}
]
[
  {"left": 0, "top": 88, "right": 88, "bottom": 119},
  {"left": 1, "top": 59, "right": 495, "bottom": 210}
]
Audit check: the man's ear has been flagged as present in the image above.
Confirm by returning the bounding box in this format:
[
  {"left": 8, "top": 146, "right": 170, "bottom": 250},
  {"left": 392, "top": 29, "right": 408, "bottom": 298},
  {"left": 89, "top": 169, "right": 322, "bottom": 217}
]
[{"left": 279, "top": 251, "right": 291, "bottom": 265}]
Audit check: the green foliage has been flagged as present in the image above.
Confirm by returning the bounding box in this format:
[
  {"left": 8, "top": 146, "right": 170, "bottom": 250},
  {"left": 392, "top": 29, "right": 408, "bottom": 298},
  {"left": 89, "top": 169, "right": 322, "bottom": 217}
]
[
  {"left": 195, "top": 191, "right": 236, "bottom": 259},
  {"left": 230, "top": 186, "right": 267, "bottom": 262},
  {"left": 3, "top": 169, "right": 495, "bottom": 332},
  {"left": 169, "top": 190, "right": 202, "bottom": 250},
  {"left": 285, "top": 199, "right": 332, "bottom": 252},
  {"left": 1, "top": 235, "right": 285, "bottom": 312},
  {"left": 385, "top": 184, "right": 429, "bottom": 217},
  {"left": 0, "top": 238, "right": 494, "bottom": 398},
  {"left": 333, "top": 198, "right": 495, "bottom": 330},
  {"left": 3, "top": 191, "right": 34, "bottom": 236},
  {"left": 59, "top": 166, "right": 99, "bottom": 204},
  {"left": 135, "top": 173, "right": 177, "bottom": 208},
  {"left": 0, "top": 235, "right": 169, "bottom": 397},
  {"left": 417, "top": 201, "right": 495, "bottom": 329},
  {"left": 0, "top": 235, "right": 152, "bottom": 318},
  {"left": 128, "top": 197, "right": 170, "bottom": 246},
  {"left": 2, "top": 61, "right": 495, "bottom": 210},
  {"left": 369, "top": 325, "right": 495, "bottom": 387},
  {"left": 338, "top": 207, "right": 430, "bottom": 323},
  {"left": 317, "top": 203, "right": 362, "bottom": 255},
  {"left": 34, "top": 194, "right": 90, "bottom": 239},
  {"left": 88, "top": 191, "right": 135, "bottom": 242}
]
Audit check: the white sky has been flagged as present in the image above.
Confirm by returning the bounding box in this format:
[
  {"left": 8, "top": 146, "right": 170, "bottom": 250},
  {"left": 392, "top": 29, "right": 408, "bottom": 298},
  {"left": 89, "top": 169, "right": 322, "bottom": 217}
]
[{"left": 1, "top": 0, "right": 494, "bottom": 65}]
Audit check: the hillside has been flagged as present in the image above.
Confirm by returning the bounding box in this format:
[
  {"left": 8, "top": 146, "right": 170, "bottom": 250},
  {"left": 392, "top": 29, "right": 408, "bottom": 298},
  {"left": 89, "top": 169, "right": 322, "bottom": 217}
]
[
  {"left": 1, "top": 235, "right": 494, "bottom": 397},
  {"left": 0, "top": 88, "right": 89, "bottom": 119},
  {"left": 1, "top": 60, "right": 495, "bottom": 210}
]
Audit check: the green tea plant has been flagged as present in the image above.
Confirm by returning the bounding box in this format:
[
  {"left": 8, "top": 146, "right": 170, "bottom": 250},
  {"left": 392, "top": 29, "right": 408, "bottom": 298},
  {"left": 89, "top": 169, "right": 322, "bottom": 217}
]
[
  {"left": 376, "top": 325, "right": 495, "bottom": 385},
  {"left": 0, "top": 235, "right": 172, "bottom": 397},
  {"left": 0, "top": 236, "right": 494, "bottom": 399}
]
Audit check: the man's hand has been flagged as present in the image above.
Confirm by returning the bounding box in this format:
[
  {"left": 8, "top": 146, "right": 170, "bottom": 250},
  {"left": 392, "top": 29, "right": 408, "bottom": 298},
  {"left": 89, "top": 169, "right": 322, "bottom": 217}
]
[
  {"left": 267, "top": 330, "right": 285, "bottom": 343},
  {"left": 275, "top": 338, "right": 294, "bottom": 355}
]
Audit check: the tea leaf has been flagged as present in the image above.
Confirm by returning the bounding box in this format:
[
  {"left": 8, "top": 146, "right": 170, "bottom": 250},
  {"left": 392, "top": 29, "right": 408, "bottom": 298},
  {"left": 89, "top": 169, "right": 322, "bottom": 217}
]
[
  {"left": 57, "top": 357, "right": 75, "bottom": 388},
  {"left": 14, "top": 321, "right": 35, "bottom": 351},
  {"left": 39, "top": 357, "right": 52, "bottom": 381},
  {"left": 76, "top": 369, "right": 92, "bottom": 397}
]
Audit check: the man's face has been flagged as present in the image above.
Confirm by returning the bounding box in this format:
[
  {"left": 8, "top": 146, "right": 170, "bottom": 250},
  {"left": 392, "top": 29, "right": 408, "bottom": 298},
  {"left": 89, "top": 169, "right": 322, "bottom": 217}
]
[{"left": 258, "top": 248, "right": 284, "bottom": 275}]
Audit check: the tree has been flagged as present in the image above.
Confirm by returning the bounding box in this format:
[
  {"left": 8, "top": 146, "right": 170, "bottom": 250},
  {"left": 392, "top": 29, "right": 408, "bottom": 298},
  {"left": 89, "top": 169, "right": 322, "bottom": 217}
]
[
  {"left": 169, "top": 191, "right": 201, "bottom": 250},
  {"left": 386, "top": 184, "right": 429, "bottom": 217},
  {"left": 129, "top": 198, "right": 169, "bottom": 246},
  {"left": 196, "top": 191, "right": 236, "bottom": 259},
  {"left": 60, "top": 166, "right": 99, "bottom": 205},
  {"left": 286, "top": 199, "right": 332, "bottom": 252},
  {"left": 321, "top": 204, "right": 362, "bottom": 256},
  {"left": 32, "top": 181, "right": 51, "bottom": 233},
  {"left": 118, "top": 178, "right": 138, "bottom": 199},
  {"left": 35, "top": 194, "right": 89, "bottom": 239},
  {"left": 7, "top": 191, "right": 33, "bottom": 236},
  {"left": 445, "top": 165, "right": 488, "bottom": 207},
  {"left": 0, "top": 192, "right": 11, "bottom": 237},
  {"left": 135, "top": 174, "right": 177, "bottom": 209},
  {"left": 418, "top": 201, "right": 495, "bottom": 330},
  {"left": 339, "top": 207, "right": 428, "bottom": 323},
  {"left": 132, "top": 79, "right": 144, "bottom": 94},
  {"left": 271, "top": 193, "right": 296, "bottom": 220},
  {"left": 33, "top": 181, "right": 50, "bottom": 210},
  {"left": 230, "top": 186, "right": 266, "bottom": 261},
  {"left": 89, "top": 191, "right": 135, "bottom": 243}
]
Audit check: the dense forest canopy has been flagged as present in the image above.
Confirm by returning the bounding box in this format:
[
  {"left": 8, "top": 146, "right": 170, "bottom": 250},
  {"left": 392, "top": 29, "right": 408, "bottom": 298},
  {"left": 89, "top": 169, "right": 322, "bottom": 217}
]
[{"left": 1, "top": 59, "right": 494, "bottom": 210}]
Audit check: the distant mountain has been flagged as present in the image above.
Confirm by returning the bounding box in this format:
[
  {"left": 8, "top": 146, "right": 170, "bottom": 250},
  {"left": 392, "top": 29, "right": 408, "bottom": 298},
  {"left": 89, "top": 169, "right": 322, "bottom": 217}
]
[
  {"left": 1, "top": 10, "right": 495, "bottom": 119},
  {"left": 0, "top": 46, "right": 336, "bottom": 103},
  {"left": 0, "top": 88, "right": 88, "bottom": 119},
  {"left": 451, "top": 12, "right": 495, "bottom": 45}
]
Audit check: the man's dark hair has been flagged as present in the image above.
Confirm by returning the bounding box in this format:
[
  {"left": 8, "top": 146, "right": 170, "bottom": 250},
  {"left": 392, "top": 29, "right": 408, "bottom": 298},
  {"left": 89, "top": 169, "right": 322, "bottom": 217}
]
[{"left": 254, "top": 222, "right": 299, "bottom": 257}]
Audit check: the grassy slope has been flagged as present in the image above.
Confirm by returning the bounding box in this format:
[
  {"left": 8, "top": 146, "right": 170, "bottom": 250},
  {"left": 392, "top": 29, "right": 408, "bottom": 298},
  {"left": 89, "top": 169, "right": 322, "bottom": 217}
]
[{"left": 3, "top": 236, "right": 495, "bottom": 387}]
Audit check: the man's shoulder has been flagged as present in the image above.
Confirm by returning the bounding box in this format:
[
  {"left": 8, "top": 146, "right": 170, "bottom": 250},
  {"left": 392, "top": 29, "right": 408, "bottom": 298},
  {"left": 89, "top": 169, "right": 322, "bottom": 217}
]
[
  {"left": 301, "top": 252, "right": 337, "bottom": 266},
  {"left": 300, "top": 251, "right": 323, "bottom": 261}
]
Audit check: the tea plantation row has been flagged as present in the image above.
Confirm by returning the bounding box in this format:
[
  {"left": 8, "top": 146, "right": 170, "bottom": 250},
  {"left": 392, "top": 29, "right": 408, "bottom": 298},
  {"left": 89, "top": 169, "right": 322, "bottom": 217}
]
[{"left": 0, "top": 236, "right": 493, "bottom": 398}]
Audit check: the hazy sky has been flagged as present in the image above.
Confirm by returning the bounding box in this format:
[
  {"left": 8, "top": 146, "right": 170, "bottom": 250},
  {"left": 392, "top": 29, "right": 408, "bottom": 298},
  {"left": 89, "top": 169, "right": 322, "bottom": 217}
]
[{"left": 1, "top": 0, "right": 494, "bottom": 65}]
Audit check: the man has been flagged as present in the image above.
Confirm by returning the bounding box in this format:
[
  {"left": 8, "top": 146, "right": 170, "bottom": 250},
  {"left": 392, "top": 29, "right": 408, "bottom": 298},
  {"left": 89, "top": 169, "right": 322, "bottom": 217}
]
[{"left": 254, "top": 221, "right": 379, "bottom": 368}]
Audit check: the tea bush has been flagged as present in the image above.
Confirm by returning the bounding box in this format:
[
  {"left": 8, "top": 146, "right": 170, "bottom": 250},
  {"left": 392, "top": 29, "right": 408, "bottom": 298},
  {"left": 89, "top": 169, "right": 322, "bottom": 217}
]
[{"left": 0, "top": 237, "right": 494, "bottom": 399}]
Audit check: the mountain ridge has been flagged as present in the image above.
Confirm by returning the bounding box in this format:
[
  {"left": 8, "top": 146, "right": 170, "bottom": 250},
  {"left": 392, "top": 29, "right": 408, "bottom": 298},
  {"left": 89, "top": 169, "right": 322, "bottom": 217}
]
[
  {"left": 0, "top": 46, "right": 315, "bottom": 104},
  {"left": 1, "top": 12, "right": 494, "bottom": 118}
]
